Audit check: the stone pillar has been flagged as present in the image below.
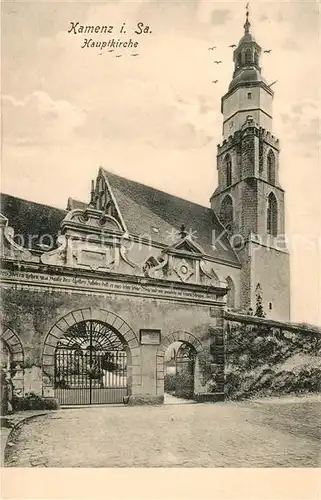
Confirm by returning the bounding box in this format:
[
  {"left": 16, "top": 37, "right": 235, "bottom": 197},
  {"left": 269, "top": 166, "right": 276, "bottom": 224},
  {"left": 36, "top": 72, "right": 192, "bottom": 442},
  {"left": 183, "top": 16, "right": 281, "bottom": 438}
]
[
  {"left": 24, "top": 366, "right": 43, "bottom": 395},
  {"left": 128, "top": 345, "right": 163, "bottom": 405},
  {"left": 195, "top": 304, "right": 225, "bottom": 403},
  {"left": 193, "top": 355, "right": 206, "bottom": 396},
  {"left": 211, "top": 305, "right": 225, "bottom": 397}
]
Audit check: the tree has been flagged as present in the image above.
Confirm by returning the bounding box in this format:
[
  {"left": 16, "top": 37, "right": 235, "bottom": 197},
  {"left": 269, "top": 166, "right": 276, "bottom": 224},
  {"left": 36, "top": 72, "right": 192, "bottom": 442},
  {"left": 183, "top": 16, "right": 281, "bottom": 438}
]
[{"left": 255, "top": 283, "right": 266, "bottom": 318}]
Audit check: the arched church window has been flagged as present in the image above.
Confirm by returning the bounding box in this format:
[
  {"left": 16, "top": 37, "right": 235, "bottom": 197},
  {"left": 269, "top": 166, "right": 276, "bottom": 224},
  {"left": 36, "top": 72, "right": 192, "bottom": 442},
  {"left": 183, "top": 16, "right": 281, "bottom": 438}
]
[
  {"left": 267, "top": 192, "right": 278, "bottom": 236},
  {"left": 245, "top": 49, "right": 252, "bottom": 65},
  {"left": 219, "top": 195, "right": 234, "bottom": 231},
  {"left": 254, "top": 52, "right": 259, "bottom": 65},
  {"left": 267, "top": 150, "right": 276, "bottom": 185},
  {"left": 237, "top": 52, "right": 242, "bottom": 67},
  {"left": 226, "top": 276, "right": 235, "bottom": 308},
  {"left": 225, "top": 154, "right": 232, "bottom": 187}
]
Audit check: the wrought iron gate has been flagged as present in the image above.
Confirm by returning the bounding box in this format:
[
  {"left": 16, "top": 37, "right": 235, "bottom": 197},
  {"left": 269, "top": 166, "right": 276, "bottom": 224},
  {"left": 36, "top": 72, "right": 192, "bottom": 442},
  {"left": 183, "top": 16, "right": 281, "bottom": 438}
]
[
  {"left": 54, "top": 320, "right": 128, "bottom": 405},
  {"left": 175, "top": 343, "right": 196, "bottom": 399}
]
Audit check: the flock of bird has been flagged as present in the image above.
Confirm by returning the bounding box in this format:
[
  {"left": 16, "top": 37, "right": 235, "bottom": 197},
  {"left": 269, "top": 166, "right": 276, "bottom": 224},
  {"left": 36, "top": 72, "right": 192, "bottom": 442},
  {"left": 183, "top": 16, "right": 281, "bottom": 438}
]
[
  {"left": 98, "top": 43, "right": 273, "bottom": 74},
  {"left": 208, "top": 44, "right": 272, "bottom": 84},
  {"left": 98, "top": 49, "right": 139, "bottom": 57}
]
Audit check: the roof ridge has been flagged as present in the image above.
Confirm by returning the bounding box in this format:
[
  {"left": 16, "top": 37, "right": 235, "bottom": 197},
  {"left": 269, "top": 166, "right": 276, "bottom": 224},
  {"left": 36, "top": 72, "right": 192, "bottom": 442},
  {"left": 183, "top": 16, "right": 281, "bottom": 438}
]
[
  {"left": 102, "top": 168, "right": 213, "bottom": 212},
  {"left": 0, "top": 192, "right": 67, "bottom": 213}
]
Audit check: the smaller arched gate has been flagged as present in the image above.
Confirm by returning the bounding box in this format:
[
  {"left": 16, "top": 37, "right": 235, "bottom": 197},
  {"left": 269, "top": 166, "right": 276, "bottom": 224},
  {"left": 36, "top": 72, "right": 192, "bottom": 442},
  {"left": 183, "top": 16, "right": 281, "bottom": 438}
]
[
  {"left": 175, "top": 343, "right": 196, "bottom": 399},
  {"left": 54, "top": 320, "right": 128, "bottom": 405}
]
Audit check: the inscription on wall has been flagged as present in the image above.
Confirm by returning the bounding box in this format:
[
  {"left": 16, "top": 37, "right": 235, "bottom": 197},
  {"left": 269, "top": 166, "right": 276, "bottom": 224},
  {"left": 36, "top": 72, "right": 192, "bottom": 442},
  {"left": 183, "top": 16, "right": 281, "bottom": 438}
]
[
  {"left": 140, "top": 329, "right": 161, "bottom": 345},
  {"left": 79, "top": 249, "right": 113, "bottom": 270},
  {"left": 0, "top": 269, "right": 222, "bottom": 306}
]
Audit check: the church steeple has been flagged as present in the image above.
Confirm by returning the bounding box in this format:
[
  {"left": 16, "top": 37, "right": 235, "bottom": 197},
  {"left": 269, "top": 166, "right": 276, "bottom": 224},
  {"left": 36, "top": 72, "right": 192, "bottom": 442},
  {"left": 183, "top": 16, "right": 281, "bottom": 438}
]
[
  {"left": 229, "top": 5, "right": 265, "bottom": 92},
  {"left": 220, "top": 6, "right": 273, "bottom": 138},
  {"left": 243, "top": 6, "right": 251, "bottom": 34}
]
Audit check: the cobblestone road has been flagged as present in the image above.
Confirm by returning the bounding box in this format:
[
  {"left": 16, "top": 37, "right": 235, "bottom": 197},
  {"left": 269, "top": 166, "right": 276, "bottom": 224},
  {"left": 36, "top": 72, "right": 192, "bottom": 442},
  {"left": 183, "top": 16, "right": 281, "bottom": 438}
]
[{"left": 5, "top": 397, "right": 321, "bottom": 467}]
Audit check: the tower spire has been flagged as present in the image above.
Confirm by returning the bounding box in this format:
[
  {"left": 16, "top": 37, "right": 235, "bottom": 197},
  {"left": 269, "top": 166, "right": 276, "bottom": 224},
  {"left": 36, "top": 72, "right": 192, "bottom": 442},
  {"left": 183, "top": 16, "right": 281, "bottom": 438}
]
[{"left": 244, "top": 2, "right": 251, "bottom": 34}]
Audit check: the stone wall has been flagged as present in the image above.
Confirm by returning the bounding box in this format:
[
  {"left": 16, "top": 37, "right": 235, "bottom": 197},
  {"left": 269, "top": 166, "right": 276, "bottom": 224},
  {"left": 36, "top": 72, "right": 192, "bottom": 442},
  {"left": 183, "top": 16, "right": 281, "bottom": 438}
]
[
  {"left": 251, "top": 241, "right": 290, "bottom": 321},
  {"left": 1, "top": 276, "right": 225, "bottom": 404},
  {"left": 225, "top": 317, "right": 321, "bottom": 400}
]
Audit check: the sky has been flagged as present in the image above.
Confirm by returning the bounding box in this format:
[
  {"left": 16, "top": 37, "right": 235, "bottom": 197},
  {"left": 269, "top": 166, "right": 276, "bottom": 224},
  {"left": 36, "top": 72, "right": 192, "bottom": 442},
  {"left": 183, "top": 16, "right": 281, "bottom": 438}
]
[{"left": 1, "top": 0, "right": 320, "bottom": 325}]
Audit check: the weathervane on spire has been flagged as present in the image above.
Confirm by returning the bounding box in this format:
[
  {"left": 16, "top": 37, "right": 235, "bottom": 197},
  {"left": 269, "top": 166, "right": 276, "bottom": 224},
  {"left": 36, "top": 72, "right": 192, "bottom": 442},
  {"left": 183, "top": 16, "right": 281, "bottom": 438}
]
[{"left": 244, "top": 2, "right": 251, "bottom": 34}]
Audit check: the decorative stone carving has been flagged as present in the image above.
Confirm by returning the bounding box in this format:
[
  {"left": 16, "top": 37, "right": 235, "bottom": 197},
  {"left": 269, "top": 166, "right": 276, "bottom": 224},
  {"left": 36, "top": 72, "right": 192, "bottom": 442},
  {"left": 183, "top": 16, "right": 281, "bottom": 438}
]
[
  {"left": 120, "top": 245, "right": 139, "bottom": 269},
  {"left": 166, "top": 235, "right": 204, "bottom": 256},
  {"left": 61, "top": 207, "right": 124, "bottom": 235},
  {"left": 40, "top": 206, "right": 129, "bottom": 272},
  {"left": 143, "top": 254, "right": 168, "bottom": 279},
  {"left": 41, "top": 235, "right": 67, "bottom": 266},
  {"left": 0, "top": 214, "right": 34, "bottom": 262},
  {"left": 142, "top": 235, "right": 222, "bottom": 287},
  {"left": 173, "top": 258, "right": 194, "bottom": 282},
  {"left": 75, "top": 246, "right": 116, "bottom": 271},
  {"left": 199, "top": 262, "right": 227, "bottom": 287}
]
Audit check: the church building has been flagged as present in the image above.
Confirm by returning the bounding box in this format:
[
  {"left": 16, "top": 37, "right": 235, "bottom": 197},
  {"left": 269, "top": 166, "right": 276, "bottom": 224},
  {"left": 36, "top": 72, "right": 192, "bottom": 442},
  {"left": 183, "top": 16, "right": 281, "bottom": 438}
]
[{"left": 0, "top": 13, "right": 290, "bottom": 406}]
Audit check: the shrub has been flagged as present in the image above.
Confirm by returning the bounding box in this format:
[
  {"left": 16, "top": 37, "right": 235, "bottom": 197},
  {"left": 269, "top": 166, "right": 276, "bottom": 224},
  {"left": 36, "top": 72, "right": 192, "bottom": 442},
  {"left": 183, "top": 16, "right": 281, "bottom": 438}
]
[
  {"left": 175, "top": 372, "right": 194, "bottom": 399},
  {"left": 164, "top": 373, "right": 176, "bottom": 393},
  {"left": 254, "top": 368, "right": 275, "bottom": 390},
  {"left": 270, "top": 370, "right": 297, "bottom": 393},
  {"left": 295, "top": 366, "right": 321, "bottom": 393},
  {"left": 197, "top": 346, "right": 213, "bottom": 385},
  {"left": 225, "top": 372, "right": 240, "bottom": 398},
  {"left": 13, "top": 392, "right": 59, "bottom": 411},
  {"left": 225, "top": 316, "right": 321, "bottom": 400}
]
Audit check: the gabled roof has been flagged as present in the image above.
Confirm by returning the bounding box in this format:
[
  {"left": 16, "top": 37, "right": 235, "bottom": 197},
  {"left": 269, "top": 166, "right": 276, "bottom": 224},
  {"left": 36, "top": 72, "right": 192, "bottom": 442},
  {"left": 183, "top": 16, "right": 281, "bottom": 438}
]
[
  {"left": 101, "top": 169, "right": 240, "bottom": 265},
  {"left": 0, "top": 193, "right": 66, "bottom": 250},
  {"left": 1, "top": 172, "right": 241, "bottom": 266},
  {"left": 166, "top": 236, "right": 204, "bottom": 255}
]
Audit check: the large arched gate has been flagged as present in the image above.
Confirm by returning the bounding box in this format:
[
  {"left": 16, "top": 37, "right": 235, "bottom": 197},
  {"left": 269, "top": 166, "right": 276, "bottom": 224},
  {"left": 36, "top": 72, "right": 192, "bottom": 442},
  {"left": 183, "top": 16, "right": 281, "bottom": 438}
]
[{"left": 54, "top": 320, "right": 128, "bottom": 405}]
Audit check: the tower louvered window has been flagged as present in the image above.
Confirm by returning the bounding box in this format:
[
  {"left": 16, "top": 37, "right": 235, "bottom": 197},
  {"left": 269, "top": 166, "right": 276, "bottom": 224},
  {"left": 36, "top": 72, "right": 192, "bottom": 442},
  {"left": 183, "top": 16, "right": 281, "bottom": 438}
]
[
  {"left": 267, "top": 192, "right": 278, "bottom": 236},
  {"left": 245, "top": 49, "right": 252, "bottom": 65},
  {"left": 267, "top": 150, "right": 276, "bottom": 185},
  {"left": 225, "top": 154, "right": 232, "bottom": 187}
]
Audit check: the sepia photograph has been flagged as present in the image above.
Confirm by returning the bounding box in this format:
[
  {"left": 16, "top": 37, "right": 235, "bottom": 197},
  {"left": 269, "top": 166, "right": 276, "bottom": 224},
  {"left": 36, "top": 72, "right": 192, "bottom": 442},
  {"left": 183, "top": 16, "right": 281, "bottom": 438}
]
[{"left": 0, "top": 0, "right": 320, "bottom": 496}]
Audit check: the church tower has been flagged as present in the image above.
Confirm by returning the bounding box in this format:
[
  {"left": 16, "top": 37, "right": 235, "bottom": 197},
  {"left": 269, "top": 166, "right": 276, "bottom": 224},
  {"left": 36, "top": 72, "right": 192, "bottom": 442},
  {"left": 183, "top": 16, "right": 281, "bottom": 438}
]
[{"left": 210, "top": 9, "right": 291, "bottom": 321}]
